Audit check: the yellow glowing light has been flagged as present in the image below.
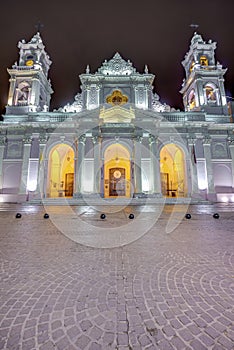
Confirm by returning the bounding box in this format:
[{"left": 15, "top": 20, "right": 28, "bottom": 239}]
[{"left": 26, "top": 60, "right": 34, "bottom": 66}]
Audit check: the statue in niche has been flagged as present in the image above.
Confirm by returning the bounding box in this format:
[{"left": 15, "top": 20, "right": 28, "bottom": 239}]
[{"left": 17, "top": 81, "right": 30, "bottom": 103}]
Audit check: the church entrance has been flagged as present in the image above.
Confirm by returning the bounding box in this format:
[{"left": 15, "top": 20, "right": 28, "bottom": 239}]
[
  {"left": 104, "top": 144, "right": 131, "bottom": 198},
  {"left": 47, "top": 144, "right": 74, "bottom": 198},
  {"left": 160, "top": 144, "right": 187, "bottom": 197},
  {"left": 109, "top": 168, "right": 126, "bottom": 196}
]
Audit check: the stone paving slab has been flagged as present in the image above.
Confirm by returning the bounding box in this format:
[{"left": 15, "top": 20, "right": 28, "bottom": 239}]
[{"left": 0, "top": 204, "right": 234, "bottom": 349}]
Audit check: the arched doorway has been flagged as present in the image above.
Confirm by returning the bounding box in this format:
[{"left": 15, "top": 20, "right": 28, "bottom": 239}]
[
  {"left": 160, "top": 144, "right": 187, "bottom": 197},
  {"left": 104, "top": 144, "right": 131, "bottom": 198},
  {"left": 47, "top": 144, "right": 74, "bottom": 198}
]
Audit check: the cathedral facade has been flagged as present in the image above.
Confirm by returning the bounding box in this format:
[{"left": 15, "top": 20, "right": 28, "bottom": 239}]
[{"left": 0, "top": 32, "right": 234, "bottom": 203}]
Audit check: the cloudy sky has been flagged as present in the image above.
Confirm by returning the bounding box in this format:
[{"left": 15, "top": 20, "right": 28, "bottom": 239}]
[{"left": 0, "top": 0, "right": 234, "bottom": 113}]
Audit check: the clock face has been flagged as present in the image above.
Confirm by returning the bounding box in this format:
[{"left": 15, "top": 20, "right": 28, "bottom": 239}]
[
  {"left": 26, "top": 59, "right": 34, "bottom": 66},
  {"left": 113, "top": 170, "right": 122, "bottom": 179}
]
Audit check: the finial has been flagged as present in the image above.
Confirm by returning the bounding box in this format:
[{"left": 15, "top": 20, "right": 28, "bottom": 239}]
[
  {"left": 190, "top": 23, "right": 199, "bottom": 30},
  {"left": 86, "top": 65, "right": 90, "bottom": 74},
  {"left": 35, "top": 21, "right": 44, "bottom": 33},
  {"left": 144, "top": 65, "right": 149, "bottom": 74}
]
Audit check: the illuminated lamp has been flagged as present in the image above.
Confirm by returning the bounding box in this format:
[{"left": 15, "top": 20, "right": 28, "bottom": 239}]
[
  {"left": 15, "top": 213, "right": 22, "bottom": 219},
  {"left": 129, "top": 213, "right": 134, "bottom": 219},
  {"left": 185, "top": 213, "right": 191, "bottom": 219},
  {"left": 27, "top": 180, "right": 37, "bottom": 192},
  {"left": 213, "top": 213, "right": 219, "bottom": 219},
  {"left": 100, "top": 213, "right": 106, "bottom": 219},
  {"left": 44, "top": 213, "right": 49, "bottom": 219}
]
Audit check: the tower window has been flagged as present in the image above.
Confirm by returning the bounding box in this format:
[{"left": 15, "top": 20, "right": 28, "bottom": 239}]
[
  {"left": 188, "top": 89, "right": 196, "bottom": 110},
  {"left": 204, "top": 83, "right": 218, "bottom": 104},
  {"left": 189, "top": 61, "right": 195, "bottom": 72},
  {"left": 16, "top": 81, "right": 31, "bottom": 105},
  {"left": 200, "top": 56, "right": 208, "bottom": 66}
]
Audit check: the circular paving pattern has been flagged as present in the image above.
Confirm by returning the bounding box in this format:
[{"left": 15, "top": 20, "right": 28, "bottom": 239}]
[{"left": 0, "top": 205, "right": 234, "bottom": 349}]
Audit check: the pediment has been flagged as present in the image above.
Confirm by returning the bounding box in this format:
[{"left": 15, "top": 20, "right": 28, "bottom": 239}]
[{"left": 99, "top": 105, "right": 135, "bottom": 123}]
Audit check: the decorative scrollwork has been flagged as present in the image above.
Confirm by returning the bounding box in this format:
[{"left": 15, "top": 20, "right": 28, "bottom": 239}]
[{"left": 98, "top": 53, "right": 136, "bottom": 76}]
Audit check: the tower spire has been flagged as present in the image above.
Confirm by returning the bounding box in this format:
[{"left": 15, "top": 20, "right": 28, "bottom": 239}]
[
  {"left": 180, "top": 32, "right": 228, "bottom": 115},
  {"left": 6, "top": 32, "right": 53, "bottom": 115}
]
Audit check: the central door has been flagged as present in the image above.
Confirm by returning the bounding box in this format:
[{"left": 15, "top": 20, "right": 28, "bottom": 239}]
[
  {"left": 109, "top": 168, "right": 126, "bottom": 196},
  {"left": 65, "top": 173, "right": 74, "bottom": 197},
  {"left": 104, "top": 143, "right": 131, "bottom": 198}
]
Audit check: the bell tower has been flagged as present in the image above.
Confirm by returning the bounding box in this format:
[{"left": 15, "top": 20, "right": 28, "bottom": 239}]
[
  {"left": 180, "top": 32, "right": 228, "bottom": 115},
  {"left": 6, "top": 32, "right": 53, "bottom": 115}
]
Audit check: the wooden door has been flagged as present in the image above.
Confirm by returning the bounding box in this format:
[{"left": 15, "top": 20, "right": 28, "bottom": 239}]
[
  {"left": 65, "top": 173, "right": 74, "bottom": 197},
  {"left": 109, "top": 168, "right": 126, "bottom": 196}
]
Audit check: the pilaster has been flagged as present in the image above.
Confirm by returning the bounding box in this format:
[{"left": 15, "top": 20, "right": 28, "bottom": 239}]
[
  {"left": 202, "top": 137, "right": 216, "bottom": 199},
  {"left": 74, "top": 135, "right": 86, "bottom": 195},
  {"left": 19, "top": 137, "right": 32, "bottom": 195},
  {"left": 36, "top": 135, "right": 48, "bottom": 197},
  {"left": 0, "top": 137, "right": 6, "bottom": 191},
  {"left": 149, "top": 135, "right": 162, "bottom": 195},
  {"left": 92, "top": 136, "right": 101, "bottom": 193},
  {"left": 228, "top": 138, "right": 234, "bottom": 189},
  {"left": 134, "top": 136, "right": 142, "bottom": 196},
  {"left": 187, "top": 137, "right": 199, "bottom": 196}
]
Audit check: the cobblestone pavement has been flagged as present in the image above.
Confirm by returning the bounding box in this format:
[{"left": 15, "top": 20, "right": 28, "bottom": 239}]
[{"left": 0, "top": 204, "right": 234, "bottom": 350}]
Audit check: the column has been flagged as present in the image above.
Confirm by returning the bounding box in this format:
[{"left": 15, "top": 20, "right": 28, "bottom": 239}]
[
  {"left": 92, "top": 136, "right": 101, "bottom": 194},
  {"left": 228, "top": 138, "right": 234, "bottom": 188},
  {"left": 187, "top": 137, "right": 199, "bottom": 196},
  {"left": 36, "top": 135, "right": 48, "bottom": 198},
  {"left": 134, "top": 136, "right": 142, "bottom": 196},
  {"left": 149, "top": 135, "right": 161, "bottom": 196},
  {"left": 19, "top": 137, "right": 32, "bottom": 196},
  {"left": 74, "top": 135, "right": 86, "bottom": 196},
  {"left": 202, "top": 137, "right": 216, "bottom": 200},
  {"left": 0, "top": 137, "right": 6, "bottom": 191}
]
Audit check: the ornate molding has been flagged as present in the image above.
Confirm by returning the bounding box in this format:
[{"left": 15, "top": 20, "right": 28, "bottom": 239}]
[
  {"left": 97, "top": 53, "right": 136, "bottom": 76},
  {"left": 149, "top": 135, "right": 158, "bottom": 145},
  {"left": 61, "top": 92, "right": 83, "bottom": 113},
  {"left": 134, "top": 136, "right": 143, "bottom": 143},
  {"left": 39, "top": 135, "right": 48, "bottom": 144},
  {"left": 187, "top": 135, "right": 196, "bottom": 145},
  {"left": 0, "top": 137, "right": 6, "bottom": 146},
  {"left": 152, "top": 93, "right": 172, "bottom": 112},
  {"left": 22, "top": 136, "right": 32, "bottom": 144},
  {"left": 79, "top": 135, "right": 86, "bottom": 145},
  {"left": 227, "top": 137, "right": 234, "bottom": 146},
  {"left": 202, "top": 136, "right": 212, "bottom": 145}
]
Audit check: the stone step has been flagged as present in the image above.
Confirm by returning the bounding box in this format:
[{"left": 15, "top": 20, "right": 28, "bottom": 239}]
[{"left": 30, "top": 197, "right": 210, "bottom": 206}]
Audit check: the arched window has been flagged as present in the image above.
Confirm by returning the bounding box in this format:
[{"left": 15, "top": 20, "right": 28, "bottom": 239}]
[
  {"left": 160, "top": 144, "right": 187, "bottom": 197},
  {"left": 47, "top": 144, "right": 74, "bottom": 198},
  {"left": 204, "top": 83, "right": 219, "bottom": 105},
  {"left": 188, "top": 89, "right": 196, "bottom": 110},
  {"left": 200, "top": 55, "right": 208, "bottom": 66},
  {"left": 16, "top": 81, "right": 31, "bottom": 105}
]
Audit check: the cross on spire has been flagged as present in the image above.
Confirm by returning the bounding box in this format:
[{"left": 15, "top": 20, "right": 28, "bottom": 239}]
[
  {"left": 190, "top": 23, "right": 199, "bottom": 30},
  {"left": 35, "top": 21, "right": 44, "bottom": 33}
]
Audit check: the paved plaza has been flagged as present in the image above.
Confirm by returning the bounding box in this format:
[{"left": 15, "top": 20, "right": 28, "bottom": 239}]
[{"left": 0, "top": 203, "right": 234, "bottom": 350}]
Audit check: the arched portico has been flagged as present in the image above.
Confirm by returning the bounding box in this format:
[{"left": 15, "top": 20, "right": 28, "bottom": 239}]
[
  {"left": 160, "top": 143, "right": 187, "bottom": 197},
  {"left": 47, "top": 144, "right": 75, "bottom": 198},
  {"left": 104, "top": 143, "right": 131, "bottom": 198}
]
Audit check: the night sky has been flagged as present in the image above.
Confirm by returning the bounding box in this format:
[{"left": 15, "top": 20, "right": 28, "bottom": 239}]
[{"left": 0, "top": 0, "right": 234, "bottom": 115}]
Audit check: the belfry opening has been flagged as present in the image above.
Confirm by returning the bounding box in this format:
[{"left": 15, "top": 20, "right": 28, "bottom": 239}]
[
  {"left": 47, "top": 144, "right": 74, "bottom": 198},
  {"left": 104, "top": 144, "right": 131, "bottom": 198},
  {"left": 160, "top": 144, "right": 187, "bottom": 197}
]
